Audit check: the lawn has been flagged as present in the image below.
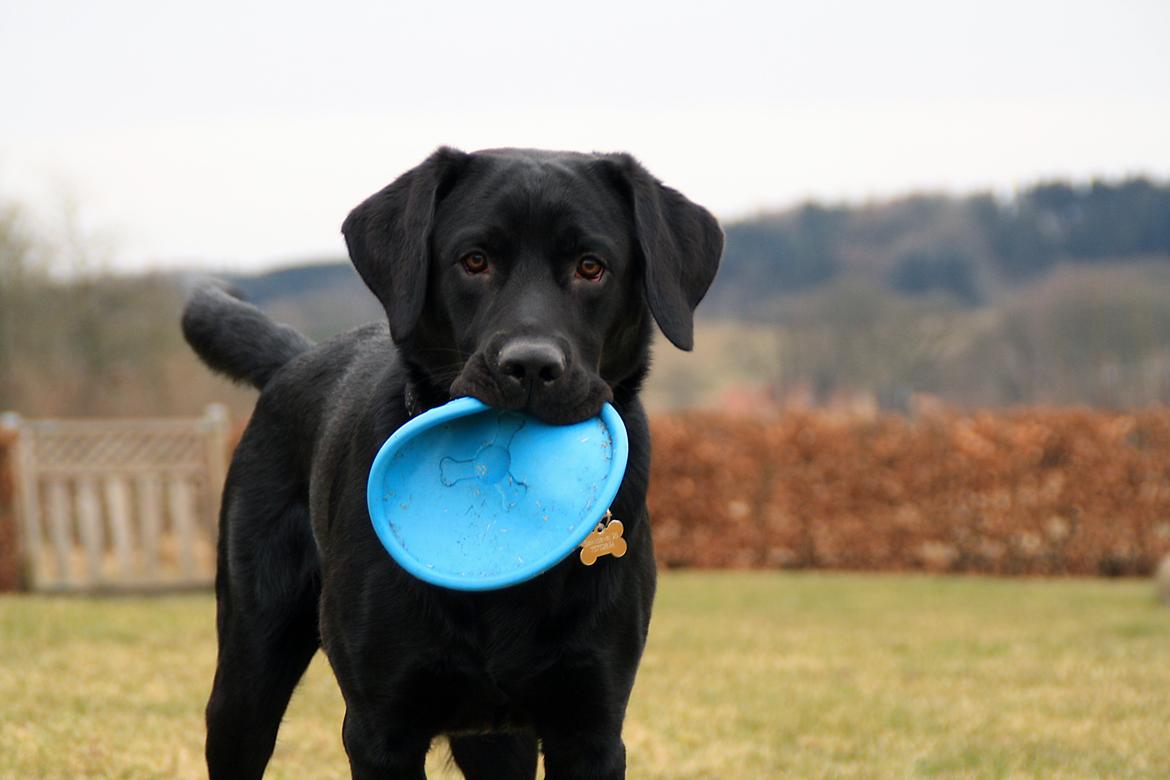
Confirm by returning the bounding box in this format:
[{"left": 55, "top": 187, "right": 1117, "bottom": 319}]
[{"left": 1, "top": 572, "right": 1168, "bottom": 779}]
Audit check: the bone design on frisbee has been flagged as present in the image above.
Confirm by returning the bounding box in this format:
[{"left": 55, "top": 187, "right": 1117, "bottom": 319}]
[{"left": 438, "top": 412, "right": 529, "bottom": 510}]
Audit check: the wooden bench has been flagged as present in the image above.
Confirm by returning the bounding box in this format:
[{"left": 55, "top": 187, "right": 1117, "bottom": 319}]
[{"left": 0, "top": 406, "right": 230, "bottom": 592}]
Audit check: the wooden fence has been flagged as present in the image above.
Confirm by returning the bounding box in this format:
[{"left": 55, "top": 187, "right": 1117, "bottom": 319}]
[{"left": 0, "top": 406, "right": 229, "bottom": 592}]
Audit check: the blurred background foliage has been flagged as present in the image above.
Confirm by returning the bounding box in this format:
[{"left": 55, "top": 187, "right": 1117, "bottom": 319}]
[
  {"left": 0, "top": 199, "right": 254, "bottom": 417},
  {"left": 2, "top": 175, "right": 1169, "bottom": 418}
]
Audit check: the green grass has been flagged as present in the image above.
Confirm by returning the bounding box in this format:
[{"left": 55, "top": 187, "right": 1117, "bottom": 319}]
[{"left": 2, "top": 572, "right": 1168, "bottom": 779}]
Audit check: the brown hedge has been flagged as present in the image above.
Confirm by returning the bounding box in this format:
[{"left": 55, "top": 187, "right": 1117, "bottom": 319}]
[{"left": 647, "top": 409, "right": 1170, "bottom": 576}]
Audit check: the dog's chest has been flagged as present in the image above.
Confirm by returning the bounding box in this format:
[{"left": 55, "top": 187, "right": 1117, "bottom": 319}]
[
  {"left": 432, "top": 642, "right": 545, "bottom": 732},
  {"left": 424, "top": 606, "right": 564, "bottom": 731}
]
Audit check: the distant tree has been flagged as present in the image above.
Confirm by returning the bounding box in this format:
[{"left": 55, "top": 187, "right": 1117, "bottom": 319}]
[
  {"left": 0, "top": 201, "right": 42, "bottom": 407},
  {"left": 1065, "top": 178, "right": 1170, "bottom": 258},
  {"left": 888, "top": 248, "right": 983, "bottom": 305},
  {"left": 0, "top": 195, "right": 255, "bottom": 417},
  {"left": 974, "top": 199, "right": 1059, "bottom": 281},
  {"left": 772, "top": 281, "right": 967, "bottom": 409},
  {"left": 706, "top": 205, "right": 844, "bottom": 316}
]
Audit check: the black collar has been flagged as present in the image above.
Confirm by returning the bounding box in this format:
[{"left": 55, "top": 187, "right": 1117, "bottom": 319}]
[
  {"left": 403, "top": 373, "right": 449, "bottom": 419},
  {"left": 403, "top": 380, "right": 424, "bottom": 419}
]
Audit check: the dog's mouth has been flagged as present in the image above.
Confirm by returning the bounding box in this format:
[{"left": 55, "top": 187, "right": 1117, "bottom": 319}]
[{"left": 448, "top": 352, "right": 613, "bottom": 426}]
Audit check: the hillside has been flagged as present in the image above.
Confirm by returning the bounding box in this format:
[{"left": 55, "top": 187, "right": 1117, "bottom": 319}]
[
  {"left": 706, "top": 177, "right": 1170, "bottom": 316},
  {"left": 222, "top": 177, "right": 1170, "bottom": 324},
  {"left": 224, "top": 262, "right": 381, "bottom": 341},
  {"left": 212, "top": 177, "right": 1170, "bottom": 409},
  {"left": 3, "top": 176, "right": 1170, "bottom": 417}
]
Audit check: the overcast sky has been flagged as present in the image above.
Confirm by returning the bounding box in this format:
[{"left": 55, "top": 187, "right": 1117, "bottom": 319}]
[{"left": 2, "top": 0, "right": 1168, "bottom": 273}]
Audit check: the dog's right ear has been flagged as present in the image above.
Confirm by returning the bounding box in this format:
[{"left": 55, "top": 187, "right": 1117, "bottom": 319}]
[
  {"left": 342, "top": 146, "right": 470, "bottom": 343},
  {"left": 595, "top": 153, "right": 723, "bottom": 352}
]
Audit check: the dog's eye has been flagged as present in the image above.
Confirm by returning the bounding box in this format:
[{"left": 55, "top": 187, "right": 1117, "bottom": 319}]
[
  {"left": 576, "top": 256, "right": 605, "bottom": 282},
  {"left": 460, "top": 252, "right": 490, "bottom": 275}
]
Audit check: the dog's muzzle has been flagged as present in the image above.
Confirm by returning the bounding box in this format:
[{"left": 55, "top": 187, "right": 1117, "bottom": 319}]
[{"left": 450, "top": 335, "right": 612, "bottom": 425}]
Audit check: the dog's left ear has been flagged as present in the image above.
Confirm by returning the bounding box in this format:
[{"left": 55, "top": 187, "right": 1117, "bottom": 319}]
[
  {"left": 600, "top": 154, "right": 724, "bottom": 351},
  {"left": 342, "top": 146, "right": 470, "bottom": 343}
]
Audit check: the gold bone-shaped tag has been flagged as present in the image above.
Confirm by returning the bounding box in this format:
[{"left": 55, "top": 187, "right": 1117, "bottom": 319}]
[{"left": 579, "top": 517, "right": 627, "bottom": 565}]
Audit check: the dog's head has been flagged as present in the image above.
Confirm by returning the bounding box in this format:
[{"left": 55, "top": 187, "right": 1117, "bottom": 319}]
[{"left": 343, "top": 147, "right": 722, "bottom": 424}]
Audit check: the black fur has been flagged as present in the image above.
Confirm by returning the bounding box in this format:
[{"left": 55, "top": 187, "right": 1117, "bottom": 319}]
[{"left": 187, "top": 147, "right": 722, "bottom": 779}]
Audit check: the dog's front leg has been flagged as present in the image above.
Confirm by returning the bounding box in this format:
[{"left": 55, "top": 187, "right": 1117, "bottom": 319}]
[
  {"left": 540, "top": 725, "right": 626, "bottom": 780},
  {"left": 341, "top": 706, "right": 430, "bottom": 780},
  {"left": 532, "top": 674, "right": 630, "bottom": 780}
]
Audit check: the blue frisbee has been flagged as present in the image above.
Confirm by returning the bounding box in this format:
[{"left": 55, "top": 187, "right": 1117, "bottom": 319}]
[{"left": 366, "top": 397, "right": 629, "bottom": 591}]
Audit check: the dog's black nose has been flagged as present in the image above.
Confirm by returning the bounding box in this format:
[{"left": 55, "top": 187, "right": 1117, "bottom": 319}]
[{"left": 498, "top": 339, "right": 565, "bottom": 386}]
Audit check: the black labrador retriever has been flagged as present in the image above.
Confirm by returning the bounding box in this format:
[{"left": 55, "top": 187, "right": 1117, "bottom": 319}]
[{"left": 182, "top": 147, "right": 722, "bottom": 779}]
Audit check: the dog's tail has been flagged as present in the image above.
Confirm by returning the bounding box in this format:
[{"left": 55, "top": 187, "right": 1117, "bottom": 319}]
[{"left": 181, "top": 285, "right": 314, "bottom": 390}]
